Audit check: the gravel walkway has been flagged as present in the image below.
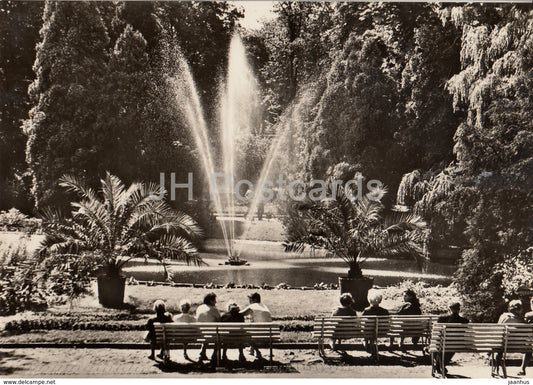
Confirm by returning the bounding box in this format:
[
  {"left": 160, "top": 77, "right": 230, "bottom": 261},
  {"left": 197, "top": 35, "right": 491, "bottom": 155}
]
[{"left": 1, "top": 347, "right": 527, "bottom": 378}]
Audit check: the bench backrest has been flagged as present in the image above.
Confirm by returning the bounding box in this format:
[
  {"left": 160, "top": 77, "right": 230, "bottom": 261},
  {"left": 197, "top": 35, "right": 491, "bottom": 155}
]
[
  {"left": 154, "top": 322, "right": 281, "bottom": 346},
  {"left": 429, "top": 323, "right": 533, "bottom": 353},
  {"left": 313, "top": 315, "right": 436, "bottom": 340},
  {"left": 388, "top": 315, "right": 437, "bottom": 338}
]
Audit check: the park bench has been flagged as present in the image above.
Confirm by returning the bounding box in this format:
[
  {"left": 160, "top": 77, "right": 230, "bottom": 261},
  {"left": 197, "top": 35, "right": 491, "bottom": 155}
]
[
  {"left": 429, "top": 323, "right": 533, "bottom": 378},
  {"left": 154, "top": 322, "right": 281, "bottom": 366},
  {"left": 313, "top": 315, "right": 436, "bottom": 361}
]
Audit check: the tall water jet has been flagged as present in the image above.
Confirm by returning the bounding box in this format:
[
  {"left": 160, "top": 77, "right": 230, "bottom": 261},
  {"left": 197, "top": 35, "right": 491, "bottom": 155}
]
[
  {"left": 220, "top": 33, "right": 260, "bottom": 259},
  {"left": 169, "top": 33, "right": 259, "bottom": 261},
  {"left": 169, "top": 53, "right": 233, "bottom": 257}
]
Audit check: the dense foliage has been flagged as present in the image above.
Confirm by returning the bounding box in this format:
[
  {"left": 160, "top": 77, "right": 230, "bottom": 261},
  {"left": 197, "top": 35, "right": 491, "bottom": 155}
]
[
  {"left": 0, "top": 239, "right": 47, "bottom": 315},
  {"left": 0, "top": 2, "right": 530, "bottom": 320},
  {"left": 40, "top": 172, "right": 204, "bottom": 287},
  {"left": 284, "top": 184, "right": 428, "bottom": 278}
]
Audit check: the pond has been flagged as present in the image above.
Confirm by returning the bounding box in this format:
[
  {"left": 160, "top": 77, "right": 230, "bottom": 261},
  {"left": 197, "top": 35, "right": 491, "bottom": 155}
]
[{"left": 124, "top": 239, "right": 456, "bottom": 287}]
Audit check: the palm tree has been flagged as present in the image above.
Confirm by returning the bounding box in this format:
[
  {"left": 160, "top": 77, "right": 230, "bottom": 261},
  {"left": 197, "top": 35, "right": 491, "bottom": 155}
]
[
  {"left": 284, "top": 183, "right": 428, "bottom": 279},
  {"left": 40, "top": 172, "right": 204, "bottom": 306}
]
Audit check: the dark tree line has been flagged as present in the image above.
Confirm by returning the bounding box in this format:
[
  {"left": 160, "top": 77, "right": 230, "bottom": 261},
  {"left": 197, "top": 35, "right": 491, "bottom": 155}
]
[
  {"left": 245, "top": 3, "right": 531, "bottom": 320},
  {"left": 0, "top": 2, "right": 531, "bottom": 318},
  {"left": 1, "top": 1, "right": 241, "bottom": 212}
]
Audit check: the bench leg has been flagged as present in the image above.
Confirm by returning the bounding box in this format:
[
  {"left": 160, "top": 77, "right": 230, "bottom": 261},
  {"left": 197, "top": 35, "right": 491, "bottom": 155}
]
[
  {"left": 501, "top": 352, "right": 508, "bottom": 378},
  {"left": 441, "top": 351, "right": 447, "bottom": 378},
  {"left": 492, "top": 352, "right": 507, "bottom": 378}
]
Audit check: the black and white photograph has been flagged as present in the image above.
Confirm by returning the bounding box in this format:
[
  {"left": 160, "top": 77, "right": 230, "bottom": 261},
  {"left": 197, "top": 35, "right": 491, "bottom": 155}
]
[{"left": 0, "top": 0, "right": 532, "bottom": 381}]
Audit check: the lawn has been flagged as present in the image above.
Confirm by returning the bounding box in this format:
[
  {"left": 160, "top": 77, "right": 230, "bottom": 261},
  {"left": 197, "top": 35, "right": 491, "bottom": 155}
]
[{"left": 1, "top": 280, "right": 459, "bottom": 345}]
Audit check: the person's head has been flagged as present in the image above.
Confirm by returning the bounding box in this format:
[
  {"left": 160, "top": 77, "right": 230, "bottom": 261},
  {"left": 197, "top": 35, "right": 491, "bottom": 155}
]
[
  {"left": 179, "top": 299, "right": 191, "bottom": 314},
  {"left": 153, "top": 300, "right": 166, "bottom": 315},
  {"left": 227, "top": 300, "right": 240, "bottom": 314},
  {"left": 449, "top": 302, "right": 461, "bottom": 314},
  {"left": 203, "top": 292, "right": 217, "bottom": 306},
  {"left": 248, "top": 292, "right": 261, "bottom": 304},
  {"left": 509, "top": 299, "right": 523, "bottom": 316},
  {"left": 368, "top": 290, "right": 383, "bottom": 307},
  {"left": 404, "top": 289, "right": 417, "bottom": 303},
  {"left": 340, "top": 293, "right": 354, "bottom": 307}
]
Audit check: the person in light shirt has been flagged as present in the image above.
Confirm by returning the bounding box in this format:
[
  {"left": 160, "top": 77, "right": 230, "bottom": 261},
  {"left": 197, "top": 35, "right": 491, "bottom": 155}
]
[
  {"left": 496, "top": 300, "right": 528, "bottom": 376},
  {"left": 240, "top": 292, "right": 272, "bottom": 322},
  {"left": 196, "top": 292, "right": 221, "bottom": 361},
  {"left": 240, "top": 292, "right": 272, "bottom": 359},
  {"left": 174, "top": 299, "right": 196, "bottom": 361}
]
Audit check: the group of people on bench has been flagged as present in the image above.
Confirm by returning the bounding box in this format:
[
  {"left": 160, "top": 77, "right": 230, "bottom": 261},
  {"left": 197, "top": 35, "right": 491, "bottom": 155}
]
[
  {"left": 146, "top": 292, "right": 271, "bottom": 363},
  {"left": 332, "top": 289, "right": 533, "bottom": 376},
  {"left": 331, "top": 289, "right": 422, "bottom": 352},
  {"left": 333, "top": 288, "right": 421, "bottom": 317}
]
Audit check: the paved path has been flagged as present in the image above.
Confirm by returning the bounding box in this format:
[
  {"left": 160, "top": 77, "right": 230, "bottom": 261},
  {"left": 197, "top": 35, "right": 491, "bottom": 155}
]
[{"left": 1, "top": 348, "right": 528, "bottom": 378}]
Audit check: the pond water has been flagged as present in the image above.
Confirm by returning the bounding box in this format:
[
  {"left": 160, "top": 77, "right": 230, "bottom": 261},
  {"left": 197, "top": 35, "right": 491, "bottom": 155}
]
[{"left": 124, "top": 239, "right": 456, "bottom": 287}]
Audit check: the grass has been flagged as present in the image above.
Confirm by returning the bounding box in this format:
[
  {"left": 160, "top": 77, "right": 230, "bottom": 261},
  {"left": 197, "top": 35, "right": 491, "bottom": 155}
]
[{"left": 0, "top": 280, "right": 460, "bottom": 346}]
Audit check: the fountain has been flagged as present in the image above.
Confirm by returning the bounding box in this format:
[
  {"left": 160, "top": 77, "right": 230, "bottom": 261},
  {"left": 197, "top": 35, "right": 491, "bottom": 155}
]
[{"left": 170, "top": 33, "right": 261, "bottom": 265}]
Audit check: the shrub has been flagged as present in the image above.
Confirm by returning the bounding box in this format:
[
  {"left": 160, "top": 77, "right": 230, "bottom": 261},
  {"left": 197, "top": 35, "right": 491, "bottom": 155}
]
[
  {"left": 40, "top": 252, "right": 100, "bottom": 302},
  {"left": 497, "top": 248, "right": 533, "bottom": 300},
  {"left": 0, "top": 239, "right": 47, "bottom": 315},
  {"left": 0, "top": 208, "right": 41, "bottom": 234}
]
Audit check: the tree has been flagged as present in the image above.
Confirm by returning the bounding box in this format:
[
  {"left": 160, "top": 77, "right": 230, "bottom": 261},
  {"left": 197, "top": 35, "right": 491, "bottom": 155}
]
[
  {"left": 40, "top": 172, "right": 203, "bottom": 304},
  {"left": 0, "top": 1, "right": 43, "bottom": 211},
  {"left": 284, "top": 184, "right": 427, "bottom": 279},
  {"left": 397, "top": 4, "right": 532, "bottom": 320},
  {"left": 306, "top": 31, "right": 400, "bottom": 189},
  {"left": 100, "top": 24, "right": 150, "bottom": 185},
  {"left": 24, "top": 1, "right": 110, "bottom": 209}
]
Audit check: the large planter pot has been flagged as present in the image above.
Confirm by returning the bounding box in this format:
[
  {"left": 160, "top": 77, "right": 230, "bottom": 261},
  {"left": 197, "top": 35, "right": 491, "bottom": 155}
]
[
  {"left": 97, "top": 276, "right": 126, "bottom": 308},
  {"left": 339, "top": 276, "right": 374, "bottom": 311}
]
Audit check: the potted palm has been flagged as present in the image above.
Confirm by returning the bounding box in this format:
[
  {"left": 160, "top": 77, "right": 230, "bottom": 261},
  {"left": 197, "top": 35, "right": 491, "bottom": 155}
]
[
  {"left": 40, "top": 172, "right": 204, "bottom": 307},
  {"left": 284, "top": 184, "right": 427, "bottom": 310}
]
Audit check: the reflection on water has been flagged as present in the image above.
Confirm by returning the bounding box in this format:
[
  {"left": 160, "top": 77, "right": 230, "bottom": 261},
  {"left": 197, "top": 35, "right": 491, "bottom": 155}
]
[{"left": 125, "top": 240, "right": 456, "bottom": 287}]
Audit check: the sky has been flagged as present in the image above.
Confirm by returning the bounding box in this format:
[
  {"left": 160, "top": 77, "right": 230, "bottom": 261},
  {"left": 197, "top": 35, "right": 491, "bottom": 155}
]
[{"left": 231, "top": 1, "right": 276, "bottom": 30}]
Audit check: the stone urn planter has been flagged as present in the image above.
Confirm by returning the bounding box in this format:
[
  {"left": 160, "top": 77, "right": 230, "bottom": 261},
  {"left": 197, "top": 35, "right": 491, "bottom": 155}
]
[{"left": 97, "top": 276, "right": 126, "bottom": 308}]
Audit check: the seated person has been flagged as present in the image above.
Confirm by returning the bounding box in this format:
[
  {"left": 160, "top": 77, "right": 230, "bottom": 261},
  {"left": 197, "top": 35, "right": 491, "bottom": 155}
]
[
  {"left": 496, "top": 300, "right": 528, "bottom": 376},
  {"left": 240, "top": 292, "right": 272, "bottom": 359},
  {"left": 221, "top": 301, "right": 246, "bottom": 362},
  {"left": 394, "top": 289, "right": 422, "bottom": 347},
  {"left": 174, "top": 299, "right": 196, "bottom": 360},
  {"left": 362, "top": 291, "right": 389, "bottom": 315},
  {"left": 196, "top": 292, "right": 221, "bottom": 361},
  {"left": 331, "top": 293, "right": 357, "bottom": 350},
  {"left": 362, "top": 291, "right": 389, "bottom": 356},
  {"left": 332, "top": 293, "right": 357, "bottom": 316},
  {"left": 146, "top": 300, "right": 173, "bottom": 360},
  {"left": 434, "top": 302, "right": 469, "bottom": 374},
  {"left": 240, "top": 292, "right": 272, "bottom": 321}
]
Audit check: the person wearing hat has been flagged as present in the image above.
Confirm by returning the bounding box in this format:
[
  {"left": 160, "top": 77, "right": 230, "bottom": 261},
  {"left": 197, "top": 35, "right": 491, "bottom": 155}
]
[
  {"left": 332, "top": 293, "right": 357, "bottom": 316},
  {"left": 240, "top": 292, "right": 272, "bottom": 322},
  {"left": 499, "top": 299, "right": 524, "bottom": 323},
  {"left": 221, "top": 301, "right": 246, "bottom": 363},
  {"left": 496, "top": 300, "right": 528, "bottom": 375},
  {"left": 240, "top": 293, "right": 272, "bottom": 359},
  {"left": 146, "top": 300, "right": 173, "bottom": 360},
  {"left": 496, "top": 300, "right": 528, "bottom": 376},
  {"left": 438, "top": 301, "right": 469, "bottom": 324},
  {"left": 433, "top": 301, "right": 469, "bottom": 374}
]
